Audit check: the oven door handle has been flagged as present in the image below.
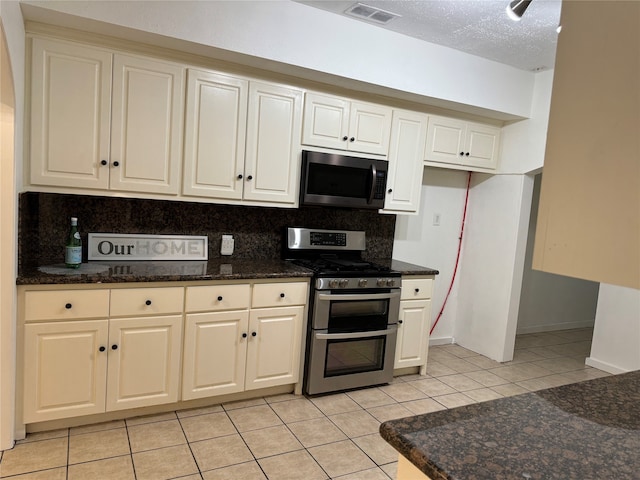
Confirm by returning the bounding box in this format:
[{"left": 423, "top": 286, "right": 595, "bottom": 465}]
[
  {"left": 317, "top": 292, "right": 400, "bottom": 302},
  {"left": 315, "top": 325, "right": 397, "bottom": 340}
]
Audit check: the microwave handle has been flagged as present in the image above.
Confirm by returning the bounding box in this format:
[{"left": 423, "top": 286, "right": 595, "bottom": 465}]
[{"left": 367, "top": 164, "right": 377, "bottom": 204}]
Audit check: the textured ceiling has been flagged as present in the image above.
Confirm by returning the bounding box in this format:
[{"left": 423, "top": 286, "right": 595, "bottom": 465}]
[{"left": 297, "top": 0, "right": 562, "bottom": 71}]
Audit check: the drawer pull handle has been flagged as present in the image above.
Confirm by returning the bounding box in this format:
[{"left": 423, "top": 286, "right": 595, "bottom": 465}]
[
  {"left": 65, "top": 303, "right": 72, "bottom": 309},
  {"left": 145, "top": 300, "right": 152, "bottom": 306},
  {"left": 280, "top": 293, "right": 285, "bottom": 298},
  {"left": 251, "top": 332, "right": 257, "bottom": 337},
  {"left": 99, "top": 346, "right": 106, "bottom": 352},
  {"left": 111, "top": 344, "right": 118, "bottom": 350},
  {"left": 217, "top": 296, "right": 223, "bottom": 301},
  {"left": 242, "top": 333, "right": 247, "bottom": 338}
]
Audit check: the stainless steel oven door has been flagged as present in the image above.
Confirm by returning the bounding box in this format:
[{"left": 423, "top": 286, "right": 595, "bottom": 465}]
[{"left": 305, "top": 289, "right": 400, "bottom": 395}]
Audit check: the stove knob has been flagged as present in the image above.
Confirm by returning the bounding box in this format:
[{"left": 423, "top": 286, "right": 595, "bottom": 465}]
[
  {"left": 339, "top": 279, "right": 349, "bottom": 288},
  {"left": 387, "top": 278, "right": 396, "bottom": 287},
  {"left": 358, "top": 278, "right": 368, "bottom": 288},
  {"left": 377, "top": 278, "right": 387, "bottom": 287},
  {"left": 329, "top": 279, "right": 339, "bottom": 289}
]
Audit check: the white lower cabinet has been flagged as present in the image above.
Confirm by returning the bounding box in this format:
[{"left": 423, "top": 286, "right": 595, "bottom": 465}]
[
  {"left": 395, "top": 276, "right": 434, "bottom": 374},
  {"left": 21, "top": 286, "right": 184, "bottom": 423},
  {"left": 182, "top": 281, "right": 307, "bottom": 401}
]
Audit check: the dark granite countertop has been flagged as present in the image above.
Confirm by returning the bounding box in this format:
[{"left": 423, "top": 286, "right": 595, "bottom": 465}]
[
  {"left": 380, "top": 370, "right": 640, "bottom": 480},
  {"left": 17, "top": 259, "right": 313, "bottom": 285},
  {"left": 17, "top": 258, "right": 437, "bottom": 285}
]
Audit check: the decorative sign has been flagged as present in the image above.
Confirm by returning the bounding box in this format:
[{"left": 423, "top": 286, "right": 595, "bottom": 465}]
[{"left": 88, "top": 233, "right": 208, "bottom": 261}]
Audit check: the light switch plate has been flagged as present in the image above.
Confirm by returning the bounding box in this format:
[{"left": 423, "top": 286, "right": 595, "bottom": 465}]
[{"left": 221, "top": 235, "right": 234, "bottom": 255}]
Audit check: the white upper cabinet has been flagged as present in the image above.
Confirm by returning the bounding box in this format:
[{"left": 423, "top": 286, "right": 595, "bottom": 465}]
[
  {"left": 425, "top": 115, "right": 501, "bottom": 171},
  {"left": 109, "top": 54, "right": 184, "bottom": 195},
  {"left": 29, "top": 37, "right": 185, "bottom": 195},
  {"left": 244, "top": 81, "right": 303, "bottom": 205},
  {"left": 30, "top": 37, "right": 112, "bottom": 190},
  {"left": 302, "top": 92, "right": 392, "bottom": 156},
  {"left": 382, "top": 109, "right": 428, "bottom": 214},
  {"left": 182, "top": 69, "right": 248, "bottom": 200}
]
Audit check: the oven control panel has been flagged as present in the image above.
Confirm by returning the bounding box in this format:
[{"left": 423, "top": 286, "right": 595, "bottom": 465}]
[
  {"left": 316, "top": 277, "right": 399, "bottom": 290},
  {"left": 310, "top": 231, "right": 347, "bottom": 247},
  {"left": 287, "top": 227, "right": 365, "bottom": 251}
]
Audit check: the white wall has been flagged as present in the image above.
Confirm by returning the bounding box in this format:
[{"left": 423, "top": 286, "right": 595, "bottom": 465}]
[
  {"left": 517, "top": 174, "right": 599, "bottom": 334},
  {"left": 587, "top": 284, "right": 640, "bottom": 373},
  {"left": 20, "top": 0, "right": 534, "bottom": 119},
  {"left": 0, "top": 0, "right": 25, "bottom": 451},
  {"left": 393, "top": 168, "right": 470, "bottom": 343}
]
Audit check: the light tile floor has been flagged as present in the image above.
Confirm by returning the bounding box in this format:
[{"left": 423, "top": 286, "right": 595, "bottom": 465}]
[{"left": 1, "top": 328, "right": 610, "bottom": 479}]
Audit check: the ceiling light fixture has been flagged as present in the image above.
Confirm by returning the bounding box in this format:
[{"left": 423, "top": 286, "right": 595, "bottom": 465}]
[{"left": 506, "top": 0, "right": 532, "bottom": 21}]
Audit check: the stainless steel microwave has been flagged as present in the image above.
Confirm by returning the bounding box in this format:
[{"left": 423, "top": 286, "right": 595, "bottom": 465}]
[{"left": 299, "top": 150, "right": 388, "bottom": 210}]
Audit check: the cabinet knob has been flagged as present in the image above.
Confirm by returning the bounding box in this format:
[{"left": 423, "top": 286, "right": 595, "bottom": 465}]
[
  {"left": 65, "top": 303, "right": 72, "bottom": 309},
  {"left": 145, "top": 300, "right": 152, "bottom": 306},
  {"left": 342, "top": 136, "right": 348, "bottom": 141},
  {"left": 349, "top": 137, "right": 355, "bottom": 142},
  {"left": 465, "top": 152, "right": 470, "bottom": 156},
  {"left": 415, "top": 288, "right": 420, "bottom": 293},
  {"left": 459, "top": 152, "right": 464, "bottom": 156},
  {"left": 280, "top": 293, "right": 285, "bottom": 298},
  {"left": 113, "top": 161, "right": 120, "bottom": 167},
  {"left": 398, "top": 320, "right": 403, "bottom": 324},
  {"left": 237, "top": 174, "right": 243, "bottom": 179},
  {"left": 251, "top": 331, "right": 257, "bottom": 337},
  {"left": 242, "top": 332, "right": 248, "bottom": 338},
  {"left": 388, "top": 188, "right": 393, "bottom": 194},
  {"left": 100, "top": 160, "right": 107, "bottom": 166},
  {"left": 246, "top": 175, "right": 253, "bottom": 181},
  {"left": 99, "top": 346, "right": 106, "bottom": 352},
  {"left": 111, "top": 344, "right": 118, "bottom": 350},
  {"left": 217, "top": 296, "right": 223, "bottom": 301}
]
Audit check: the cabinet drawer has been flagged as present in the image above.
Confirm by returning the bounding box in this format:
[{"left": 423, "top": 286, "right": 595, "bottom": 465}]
[
  {"left": 185, "top": 284, "right": 251, "bottom": 312},
  {"left": 252, "top": 282, "right": 308, "bottom": 308},
  {"left": 401, "top": 278, "right": 433, "bottom": 300},
  {"left": 110, "top": 287, "right": 184, "bottom": 317},
  {"left": 24, "top": 289, "right": 110, "bottom": 322}
]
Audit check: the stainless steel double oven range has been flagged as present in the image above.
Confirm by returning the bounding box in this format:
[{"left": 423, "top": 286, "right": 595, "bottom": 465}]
[{"left": 284, "top": 228, "right": 400, "bottom": 395}]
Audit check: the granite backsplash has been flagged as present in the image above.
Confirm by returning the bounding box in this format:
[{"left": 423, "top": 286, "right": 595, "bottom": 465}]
[{"left": 18, "top": 192, "right": 396, "bottom": 270}]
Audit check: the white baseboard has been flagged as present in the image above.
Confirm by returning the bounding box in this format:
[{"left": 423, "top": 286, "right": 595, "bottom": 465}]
[
  {"left": 585, "top": 357, "right": 631, "bottom": 374},
  {"left": 429, "top": 336, "right": 454, "bottom": 346},
  {"left": 516, "top": 320, "right": 595, "bottom": 335}
]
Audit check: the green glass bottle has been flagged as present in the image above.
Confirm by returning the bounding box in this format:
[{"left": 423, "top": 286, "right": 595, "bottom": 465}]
[{"left": 65, "top": 217, "right": 82, "bottom": 269}]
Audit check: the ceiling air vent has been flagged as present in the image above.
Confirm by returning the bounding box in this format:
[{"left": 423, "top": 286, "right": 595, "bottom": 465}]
[{"left": 344, "top": 3, "right": 401, "bottom": 25}]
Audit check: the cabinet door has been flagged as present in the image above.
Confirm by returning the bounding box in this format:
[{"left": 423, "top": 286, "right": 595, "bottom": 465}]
[
  {"left": 23, "top": 320, "right": 108, "bottom": 423},
  {"left": 182, "top": 311, "right": 249, "bottom": 400},
  {"left": 394, "top": 299, "right": 431, "bottom": 369},
  {"left": 245, "top": 306, "right": 303, "bottom": 390},
  {"left": 301, "top": 92, "right": 350, "bottom": 150},
  {"left": 30, "top": 37, "right": 112, "bottom": 190},
  {"left": 106, "top": 315, "right": 182, "bottom": 411},
  {"left": 183, "top": 69, "right": 248, "bottom": 199},
  {"left": 110, "top": 54, "right": 184, "bottom": 195},
  {"left": 244, "top": 81, "right": 303, "bottom": 204},
  {"left": 465, "top": 123, "right": 501, "bottom": 170},
  {"left": 424, "top": 116, "right": 466, "bottom": 165},
  {"left": 383, "top": 110, "right": 428, "bottom": 214},
  {"left": 348, "top": 101, "right": 392, "bottom": 156}
]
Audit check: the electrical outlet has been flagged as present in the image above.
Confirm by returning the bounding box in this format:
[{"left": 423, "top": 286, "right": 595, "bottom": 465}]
[
  {"left": 220, "top": 235, "right": 234, "bottom": 255},
  {"left": 433, "top": 213, "right": 441, "bottom": 226}
]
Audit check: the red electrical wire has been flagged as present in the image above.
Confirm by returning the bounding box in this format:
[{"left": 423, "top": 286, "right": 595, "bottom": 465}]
[{"left": 430, "top": 171, "right": 472, "bottom": 336}]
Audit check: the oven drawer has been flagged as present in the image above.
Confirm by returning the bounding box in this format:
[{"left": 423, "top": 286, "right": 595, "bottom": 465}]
[
  {"left": 252, "top": 282, "right": 308, "bottom": 308},
  {"left": 401, "top": 278, "right": 433, "bottom": 300},
  {"left": 185, "top": 284, "right": 251, "bottom": 312}
]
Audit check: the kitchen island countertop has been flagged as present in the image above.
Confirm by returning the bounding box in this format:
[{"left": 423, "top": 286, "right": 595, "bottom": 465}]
[{"left": 380, "top": 370, "right": 640, "bottom": 480}]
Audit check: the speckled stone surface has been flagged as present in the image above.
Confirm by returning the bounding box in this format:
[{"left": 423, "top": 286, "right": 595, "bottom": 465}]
[
  {"left": 380, "top": 371, "right": 640, "bottom": 480},
  {"left": 17, "top": 259, "right": 313, "bottom": 285}
]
